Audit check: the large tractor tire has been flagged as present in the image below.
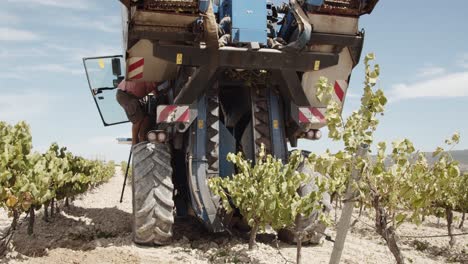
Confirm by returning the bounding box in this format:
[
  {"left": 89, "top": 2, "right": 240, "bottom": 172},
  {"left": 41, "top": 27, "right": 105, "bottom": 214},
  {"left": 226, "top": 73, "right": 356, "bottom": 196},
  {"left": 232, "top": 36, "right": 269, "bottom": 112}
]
[
  {"left": 278, "top": 163, "right": 332, "bottom": 245},
  {"left": 132, "top": 142, "right": 174, "bottom": 246}
]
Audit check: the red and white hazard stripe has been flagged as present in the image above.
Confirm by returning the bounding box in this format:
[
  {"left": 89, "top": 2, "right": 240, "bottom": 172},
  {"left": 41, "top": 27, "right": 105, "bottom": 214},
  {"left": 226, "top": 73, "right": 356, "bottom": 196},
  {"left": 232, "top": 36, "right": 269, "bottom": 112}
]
[
  {"left": 333, "top": 80, "right": 348, "bottom": 103},
  {"left": 157, "top": 105, "right": 190, "bottom": 123},
  {"left": 127, "top": 57, "right": 144, "bottom": 80},
  {"left": 298, "top": 107, "right": 326, "bottom": 124}
]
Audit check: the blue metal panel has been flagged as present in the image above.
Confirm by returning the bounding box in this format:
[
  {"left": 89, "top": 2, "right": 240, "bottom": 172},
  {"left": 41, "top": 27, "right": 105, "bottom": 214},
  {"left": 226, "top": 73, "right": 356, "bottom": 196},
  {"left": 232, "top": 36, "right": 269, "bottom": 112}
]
[
  {"left": 268, "top": 89, "right": 287, "bottom": 161},
  {"left": 219, "top": 122, "right": 235, "bottom": 177},
  {"left": 231, "top": 28, "right": 267, "bottom": 44},
  {"left": 199, "top": 0, "right": 209, "bottom": 12},
  {"left": 219, "top": 0, "right": 267, "bottom": 44},
  {"left": 190, "top": 96, "right": 209, "bottom": 222},
  {"left": 188, "top": 96, "right": 224, "bottom": 232}
]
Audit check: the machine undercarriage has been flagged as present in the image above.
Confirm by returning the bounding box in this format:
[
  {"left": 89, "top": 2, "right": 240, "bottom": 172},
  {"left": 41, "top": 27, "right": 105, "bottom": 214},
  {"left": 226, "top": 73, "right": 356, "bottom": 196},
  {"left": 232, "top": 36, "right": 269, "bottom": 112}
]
[{"left": 83, "top": 0, "right": 378, "bottom": 245}]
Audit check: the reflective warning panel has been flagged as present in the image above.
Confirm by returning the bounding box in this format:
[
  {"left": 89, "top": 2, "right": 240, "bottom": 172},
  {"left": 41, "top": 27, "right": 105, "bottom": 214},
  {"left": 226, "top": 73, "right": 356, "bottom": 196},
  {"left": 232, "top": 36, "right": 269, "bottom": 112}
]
[{"left": 157, "top": 105, "right": 190, "bottom": 123}]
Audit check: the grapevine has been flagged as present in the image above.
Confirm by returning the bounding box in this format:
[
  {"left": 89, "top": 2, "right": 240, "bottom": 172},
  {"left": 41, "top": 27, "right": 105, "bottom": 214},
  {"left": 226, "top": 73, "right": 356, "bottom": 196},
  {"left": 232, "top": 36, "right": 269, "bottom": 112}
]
[
  {"left": 209, "top": 144, "right": 328, "bottom": 263},
  {"left": 312, "top": 54, "right": 465, "bottom": 264},
  {"left": 0, "top": 121, "right": 115, "bottom": 253}
]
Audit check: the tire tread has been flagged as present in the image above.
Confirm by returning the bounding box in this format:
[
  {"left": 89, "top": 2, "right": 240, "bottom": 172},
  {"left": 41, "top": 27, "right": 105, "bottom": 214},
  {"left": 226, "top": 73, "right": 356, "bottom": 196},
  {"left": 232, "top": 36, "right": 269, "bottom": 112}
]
[{"left": 132, "top": 142, "right": 174, "bottom": 246}]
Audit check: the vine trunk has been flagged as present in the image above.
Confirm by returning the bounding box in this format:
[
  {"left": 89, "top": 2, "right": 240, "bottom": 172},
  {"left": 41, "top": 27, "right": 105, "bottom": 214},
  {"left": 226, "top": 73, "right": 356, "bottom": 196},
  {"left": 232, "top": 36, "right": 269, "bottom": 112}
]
[
  {"left": 459, "top": 212, "right": 465, "bottom": 229},
  {"left": 445, "top": 207, "right": 456, "bottom": 247},
  {"left": 249, "top": 222, "right": 259, "bottom": 250},
  {"left": 373, "top": 196, "right": 405, "bottom": 264},
  {"left": 28, "top": 207, "right": 35, "bottom": 235}
]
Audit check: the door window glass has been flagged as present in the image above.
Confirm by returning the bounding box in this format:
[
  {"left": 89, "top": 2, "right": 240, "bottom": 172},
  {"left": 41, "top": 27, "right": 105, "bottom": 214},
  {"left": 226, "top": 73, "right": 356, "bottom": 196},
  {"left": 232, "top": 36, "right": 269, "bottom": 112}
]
[{"left": 83, "top": 55, "right": 129, "bottom": 126}]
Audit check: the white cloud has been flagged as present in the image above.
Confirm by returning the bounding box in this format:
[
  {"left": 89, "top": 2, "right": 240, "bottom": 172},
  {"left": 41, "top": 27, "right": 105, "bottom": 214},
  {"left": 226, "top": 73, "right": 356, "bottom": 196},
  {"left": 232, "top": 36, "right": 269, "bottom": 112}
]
[
  {"left": 45, "top": 44, "right": 122, "bottom": 62},
  {"left": 0, "top": 43, "right": 120, "bottom": 80},
  {"left": 32, "top": 64, "right": 84, "bottom": 75},
  {"left": 0, "top": 72, "right": 23, "bottom": 79},
  {"left": 0, "top": 90, "right": 58, "bottom": 122},
  {"left": 416, "top": 66, "right": 446, "bottom": 78},
  {"left": 0, "top": 12, "right": 21, "bottom": 25},
  {"left": 0, "top": 47, "right": 47, "bottom": 58},
  {"left": 65, "top": 16, "right": 121, "bottom": 33},
  {"left": 388, "top": 71, "right": 468, "bottom": 101},
  {"left": 0, "top": 64, "right": 84, "bottom": 79},
  {"left": 0, "top": 27, "right": 39, "bottom": 41},
  {"left": 0, "top": 42, "right": 119, "bottom": 63},
  {"left": 7, "top": 0, "right": 91, "bottom": 9}
]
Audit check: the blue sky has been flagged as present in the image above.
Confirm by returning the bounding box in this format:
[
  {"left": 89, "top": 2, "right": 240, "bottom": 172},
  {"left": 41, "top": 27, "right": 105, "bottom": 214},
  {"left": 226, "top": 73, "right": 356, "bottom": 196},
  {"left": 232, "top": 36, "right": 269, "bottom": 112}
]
[{"left": 1, "top": 0, "right": 467, "bottom": 162}]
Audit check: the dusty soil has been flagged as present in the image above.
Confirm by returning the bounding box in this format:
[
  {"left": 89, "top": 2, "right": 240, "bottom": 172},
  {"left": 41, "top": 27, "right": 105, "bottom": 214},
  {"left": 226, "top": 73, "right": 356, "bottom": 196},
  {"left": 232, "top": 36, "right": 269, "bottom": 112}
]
[{"left": 1, "top": 168, "right": 467, "bottom": 264}]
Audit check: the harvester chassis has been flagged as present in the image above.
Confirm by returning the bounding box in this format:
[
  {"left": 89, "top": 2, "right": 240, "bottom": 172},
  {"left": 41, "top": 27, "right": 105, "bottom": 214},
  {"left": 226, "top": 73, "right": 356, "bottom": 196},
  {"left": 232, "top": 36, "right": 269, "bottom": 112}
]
[
  {"left": 153, "top": 29, "right": 365, "bottom": 106},
  {"left": 144, "top": 30, "right": 365, "bottom": 233},
  {"left": 82, "top": 0, "right": 376, "bottom": 244}
]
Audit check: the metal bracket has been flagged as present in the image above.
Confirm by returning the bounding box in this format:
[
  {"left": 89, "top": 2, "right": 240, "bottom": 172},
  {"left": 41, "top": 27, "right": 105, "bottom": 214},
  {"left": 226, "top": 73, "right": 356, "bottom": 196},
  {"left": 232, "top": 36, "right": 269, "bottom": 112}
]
[
  {"left": 174, "top": 65, "right": 220, "bottom": 104},
  {"left": 309, "top": 32, "right": 364, "bottom": 48},
  {"left": 309, "top": 31, "right": 365, "bottom": 67},
  {"left": 154, "top": 45, "right": 339, "bottom": 72},
  {"left": 155, "top": 44, "right": 338, "bottom": 105}
]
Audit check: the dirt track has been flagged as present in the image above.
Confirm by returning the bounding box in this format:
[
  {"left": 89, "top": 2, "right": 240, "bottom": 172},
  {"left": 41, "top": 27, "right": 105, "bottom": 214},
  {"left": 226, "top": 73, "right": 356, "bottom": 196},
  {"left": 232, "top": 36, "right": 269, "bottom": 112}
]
[{"left": 1, "top": 169, "right": 467, "bottom": 264}]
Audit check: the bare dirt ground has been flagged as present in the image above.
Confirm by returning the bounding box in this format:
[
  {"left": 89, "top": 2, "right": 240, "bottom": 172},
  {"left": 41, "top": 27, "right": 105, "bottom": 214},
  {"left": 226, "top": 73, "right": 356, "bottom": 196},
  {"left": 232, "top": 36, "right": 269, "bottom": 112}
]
[{"left": 1, "top": 169, "right": 467, "bottom": 264}]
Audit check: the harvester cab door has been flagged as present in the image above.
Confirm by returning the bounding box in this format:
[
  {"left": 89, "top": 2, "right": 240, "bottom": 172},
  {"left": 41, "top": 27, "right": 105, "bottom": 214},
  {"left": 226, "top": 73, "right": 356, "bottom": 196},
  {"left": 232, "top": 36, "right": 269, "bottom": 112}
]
[{"left": 83, "top": 55, "right": 129, "bottom": 126}]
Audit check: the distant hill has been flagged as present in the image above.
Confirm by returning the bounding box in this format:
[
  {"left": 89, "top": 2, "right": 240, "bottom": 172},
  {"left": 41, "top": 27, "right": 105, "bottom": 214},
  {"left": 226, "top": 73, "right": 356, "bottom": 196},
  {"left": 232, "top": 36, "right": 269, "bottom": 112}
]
[
  {"left": 422, "top": 150, "right": 468, "bottom": 172},
  {"left": 446, "top": 150, "right": 468, "bottom": 164},
  {"left": 378, "top": 150, "right": 468, "bottom": 172}
]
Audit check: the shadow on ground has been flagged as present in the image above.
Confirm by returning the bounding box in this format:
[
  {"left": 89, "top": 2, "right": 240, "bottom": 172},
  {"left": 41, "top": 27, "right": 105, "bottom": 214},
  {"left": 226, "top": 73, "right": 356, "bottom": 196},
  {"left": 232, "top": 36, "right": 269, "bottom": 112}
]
[
  {"left": 11, "top": 206, "right": 133, "bottom": 257},
  {"left": 403, "top": 239, "right": 468, "bottom": 263},
  {"left": 10, "top": 207, "right": 331, "bottom": 263}
]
